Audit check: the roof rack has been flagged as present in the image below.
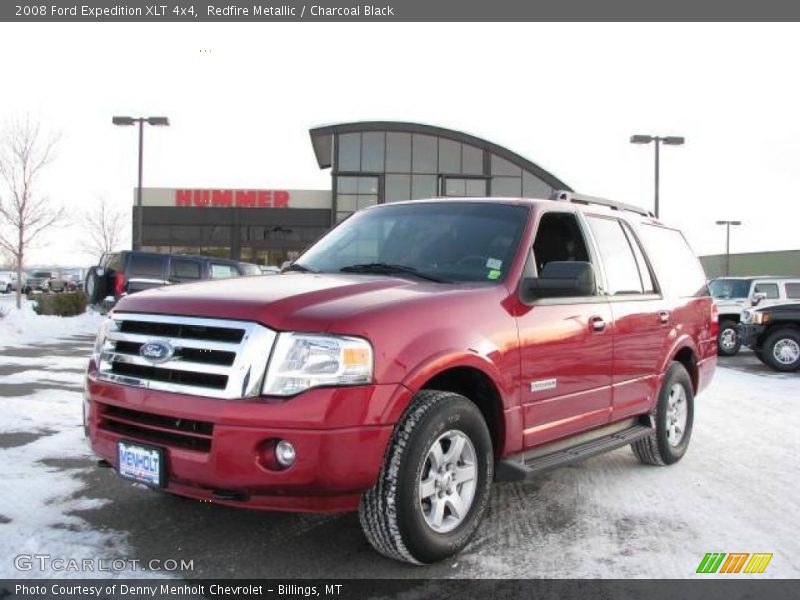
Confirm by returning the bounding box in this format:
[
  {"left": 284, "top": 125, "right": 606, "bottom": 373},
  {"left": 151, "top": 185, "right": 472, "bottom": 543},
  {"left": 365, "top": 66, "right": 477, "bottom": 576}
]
[{"left": 550, "top": 190, "right": 654, "bottom": 218}]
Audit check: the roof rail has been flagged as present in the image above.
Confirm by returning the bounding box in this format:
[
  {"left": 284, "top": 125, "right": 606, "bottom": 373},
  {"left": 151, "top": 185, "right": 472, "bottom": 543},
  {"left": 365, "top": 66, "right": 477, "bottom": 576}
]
[{"left": 550, "top": 190, "right": 654, "bottom": 218}]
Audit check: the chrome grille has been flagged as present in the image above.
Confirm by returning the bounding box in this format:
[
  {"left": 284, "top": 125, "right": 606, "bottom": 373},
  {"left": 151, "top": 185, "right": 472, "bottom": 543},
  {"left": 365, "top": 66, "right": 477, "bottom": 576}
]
[{"left": 97, "top": 313, "right": 277, "bottom": 399}]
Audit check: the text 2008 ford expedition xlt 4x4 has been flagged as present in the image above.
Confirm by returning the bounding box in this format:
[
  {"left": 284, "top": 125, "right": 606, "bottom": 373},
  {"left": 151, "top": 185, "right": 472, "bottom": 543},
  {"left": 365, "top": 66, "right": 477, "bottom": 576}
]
[{"left": 86, "top": 193, "right": 717, "bottom": 564}]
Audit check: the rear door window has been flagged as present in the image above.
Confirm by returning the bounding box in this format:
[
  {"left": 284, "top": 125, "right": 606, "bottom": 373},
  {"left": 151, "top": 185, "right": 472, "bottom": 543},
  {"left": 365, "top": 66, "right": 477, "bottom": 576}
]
[
  {"left": 169, "top": 259, "right": 202, "bottom": 282},
  {"left": 586, "top": 216, "right": 645, "bottom": 295},
  {"left": 754, "top": 282, "right": 779, "bottom": 299},
  {"left": 128, "top": 255, "right": 166, "bottom": 280},
  {"left": 210, "top": 263, "right": 239, "bottom": 279}
]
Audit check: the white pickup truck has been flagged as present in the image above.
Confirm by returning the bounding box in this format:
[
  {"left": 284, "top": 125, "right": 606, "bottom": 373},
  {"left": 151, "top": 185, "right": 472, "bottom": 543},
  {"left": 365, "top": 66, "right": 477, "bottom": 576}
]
[
  {"left": 710, "top": 276, "right": 800, "bottom": 355},
  {"left": 0, "top": 271, "right": 27, "bottom": 294}
]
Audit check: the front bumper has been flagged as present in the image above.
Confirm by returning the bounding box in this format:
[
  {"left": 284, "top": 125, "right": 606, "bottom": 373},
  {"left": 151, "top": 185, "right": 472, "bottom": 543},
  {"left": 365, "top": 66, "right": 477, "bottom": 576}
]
[
  {"left": 87, "top": 378, "right": 411, "bottom": 512},
  {"left": 738, "top": 323, "right": 765, "bottom": 349}
]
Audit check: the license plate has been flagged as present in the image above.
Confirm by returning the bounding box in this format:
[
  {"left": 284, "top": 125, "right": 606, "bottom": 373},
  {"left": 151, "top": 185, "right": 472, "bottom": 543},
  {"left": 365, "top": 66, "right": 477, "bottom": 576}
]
[{"left": 117, "top": 440, "right": 165, "bottom": 487}]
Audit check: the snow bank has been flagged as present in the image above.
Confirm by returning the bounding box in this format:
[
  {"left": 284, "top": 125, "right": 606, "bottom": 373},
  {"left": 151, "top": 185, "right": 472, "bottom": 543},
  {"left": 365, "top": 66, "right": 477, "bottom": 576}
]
[{"left": 0, "top": 300, "right": 103, "bottom": 350}]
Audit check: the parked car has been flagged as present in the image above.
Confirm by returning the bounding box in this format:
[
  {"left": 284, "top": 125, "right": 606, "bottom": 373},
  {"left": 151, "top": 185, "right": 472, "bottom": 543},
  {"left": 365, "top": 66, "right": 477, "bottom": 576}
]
[
  {"left": 86, "top": 194, "right": 716, "bottom": 564},
  {"left": 709, "top": 276, "right": 800, "bottom": 356},
  {"left": 0, "top": 270, "right": 26, "bottom": 294},
  {"left": 740, "top": 303, "right": 800, "bottom": 372},
  {"left": 84, "top": 251, "right": 260, "bottom": 307},
  {"left": 25, "top": 270, "right": 68, "bottom": 293},
  {"left": 60, "top": 268, "right": 86, "bottom": 292}
]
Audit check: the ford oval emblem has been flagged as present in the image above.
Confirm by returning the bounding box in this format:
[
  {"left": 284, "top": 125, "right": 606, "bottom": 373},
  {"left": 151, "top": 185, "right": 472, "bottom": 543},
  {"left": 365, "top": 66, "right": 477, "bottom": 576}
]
[{"left": 139, "top": 340, "right": 175, "bottom": 364}]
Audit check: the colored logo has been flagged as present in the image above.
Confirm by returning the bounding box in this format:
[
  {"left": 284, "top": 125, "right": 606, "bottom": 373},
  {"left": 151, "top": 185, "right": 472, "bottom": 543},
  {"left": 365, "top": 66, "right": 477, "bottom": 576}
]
[
  {"left": 696, "top": 552, "right": 773, "bottom": 574},
  {"left": 139, "top": 340, "right": 175, "bottom": 364}
]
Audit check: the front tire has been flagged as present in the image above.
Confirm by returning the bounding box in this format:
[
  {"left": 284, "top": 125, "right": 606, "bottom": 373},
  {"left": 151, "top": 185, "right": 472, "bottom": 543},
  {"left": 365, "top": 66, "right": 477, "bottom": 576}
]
[
  {"left": 762, "top": 328, "right": 800, "bottom": 372},
  {"left": 359, "top": 390, "right": 493, "bottom": 564},
  {"left": 632, "top": 362, "right": 694, "bottom": 466},
  {"left": 717, "top": 320, "right": 741, "bottom": 356}
]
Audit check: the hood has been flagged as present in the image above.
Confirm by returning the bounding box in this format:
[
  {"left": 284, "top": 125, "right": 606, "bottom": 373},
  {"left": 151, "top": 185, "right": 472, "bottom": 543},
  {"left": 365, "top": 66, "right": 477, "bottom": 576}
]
[{"left": 113, "top": 272, "right": 471, "bottom": 332}]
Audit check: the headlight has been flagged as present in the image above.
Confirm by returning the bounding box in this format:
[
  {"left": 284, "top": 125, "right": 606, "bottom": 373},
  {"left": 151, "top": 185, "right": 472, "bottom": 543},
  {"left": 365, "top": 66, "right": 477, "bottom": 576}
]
[
  {"left": 262, "top": 333, "right": 373, "bottom": 396},
  {"left": 91, "top": 317, "right": 114, "bottom": 365},
  {"left": 742, "top": 310, "right": 768, "bottom": 325}
]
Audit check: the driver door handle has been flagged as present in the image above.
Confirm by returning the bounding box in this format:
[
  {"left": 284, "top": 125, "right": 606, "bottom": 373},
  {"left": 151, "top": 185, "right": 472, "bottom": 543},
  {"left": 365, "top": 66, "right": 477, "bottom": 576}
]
[{"left": 589, "top": 316, "right": 606, "bottom": 332}]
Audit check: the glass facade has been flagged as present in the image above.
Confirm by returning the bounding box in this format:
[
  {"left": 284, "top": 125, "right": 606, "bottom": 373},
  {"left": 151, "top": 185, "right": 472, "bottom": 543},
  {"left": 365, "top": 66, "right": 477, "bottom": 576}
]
[{"left": 330, "top": 127, "right": 559, "bottom": 221}]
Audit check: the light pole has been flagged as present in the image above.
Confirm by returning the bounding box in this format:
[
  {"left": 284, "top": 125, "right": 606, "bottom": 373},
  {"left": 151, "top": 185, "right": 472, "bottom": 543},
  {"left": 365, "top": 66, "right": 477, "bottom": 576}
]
[
  {"left": 715, "top": 220, "right": 742, "bottom": 276},
  {"left": 113, "top": 116, "right": 170, "bottom": 250},
  {"left": 630, "top": 134, "right": 685, "bottom": 218}
]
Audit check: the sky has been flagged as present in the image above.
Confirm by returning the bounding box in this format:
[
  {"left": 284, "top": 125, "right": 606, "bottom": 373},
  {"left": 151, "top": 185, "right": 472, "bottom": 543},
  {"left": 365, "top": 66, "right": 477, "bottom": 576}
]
[{"left": 0, "top": 22, "right": 799, "bottom": 266}]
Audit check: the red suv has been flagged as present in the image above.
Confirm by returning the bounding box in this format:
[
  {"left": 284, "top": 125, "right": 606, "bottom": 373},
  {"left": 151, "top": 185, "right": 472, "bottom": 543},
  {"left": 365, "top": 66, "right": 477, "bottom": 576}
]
[{"left": 86, "top": 194, "right": 717, "bottom": 564}]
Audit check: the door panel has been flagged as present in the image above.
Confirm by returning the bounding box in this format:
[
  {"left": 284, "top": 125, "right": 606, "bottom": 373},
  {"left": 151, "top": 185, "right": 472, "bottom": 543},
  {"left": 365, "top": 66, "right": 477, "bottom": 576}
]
[
  {"left": 518, "top": 302, "right": 613, "bottom": 448},
  {"left": 609, "top": 299, "right": 670, "bottom": 419}
]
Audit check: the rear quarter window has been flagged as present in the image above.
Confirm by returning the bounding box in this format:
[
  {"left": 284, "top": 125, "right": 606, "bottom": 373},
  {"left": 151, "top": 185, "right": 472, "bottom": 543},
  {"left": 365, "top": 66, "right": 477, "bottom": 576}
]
[
  {"left": 128, "top": 255, "right": 166, "bottom": 280},
  {"left": 639, "top": 224, "right": 708, "bottom": 298}
]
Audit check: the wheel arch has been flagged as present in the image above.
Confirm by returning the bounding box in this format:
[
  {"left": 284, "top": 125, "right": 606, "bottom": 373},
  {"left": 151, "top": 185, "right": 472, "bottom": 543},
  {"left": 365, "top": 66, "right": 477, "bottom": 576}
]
[
  {"left": 398, "top": 352, "right": 511, "bottom": 458},
  {"left": 671, "top": 345, "right": 699, "bottom": 394}
]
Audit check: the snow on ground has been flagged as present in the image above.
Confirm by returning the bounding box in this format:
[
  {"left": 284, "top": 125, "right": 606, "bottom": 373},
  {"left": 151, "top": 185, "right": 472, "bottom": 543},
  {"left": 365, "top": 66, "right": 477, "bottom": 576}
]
[
  {"left": 0, "top": 299, "right": 103, "bottom": 351},
  {"left": 0, "top": 312, "right": 798, "bottom": 579},
  {"left": 0, "top": 306, "right": 161, "bottom": 579}
]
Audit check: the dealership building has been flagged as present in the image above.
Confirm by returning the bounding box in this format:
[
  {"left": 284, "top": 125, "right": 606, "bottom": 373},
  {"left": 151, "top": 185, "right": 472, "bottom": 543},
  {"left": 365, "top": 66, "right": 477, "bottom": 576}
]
[{"left": 136, "top": 121, "right": 572, "bottom": 266}]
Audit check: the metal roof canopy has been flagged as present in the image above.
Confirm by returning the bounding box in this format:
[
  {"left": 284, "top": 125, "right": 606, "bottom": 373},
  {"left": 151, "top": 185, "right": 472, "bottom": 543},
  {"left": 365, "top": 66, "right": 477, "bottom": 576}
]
[{"left": 309, "top": 121, "right": 573, "bottom": 192}]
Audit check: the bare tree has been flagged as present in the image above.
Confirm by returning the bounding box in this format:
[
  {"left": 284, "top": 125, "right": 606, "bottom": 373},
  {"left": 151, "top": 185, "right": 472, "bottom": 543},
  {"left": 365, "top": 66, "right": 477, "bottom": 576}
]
[
  {"left": 0, "top": 116, "right": 64, "bottom": 308},
  {"left": 81, "top": 197, "right": 126, "bottom": 262}
]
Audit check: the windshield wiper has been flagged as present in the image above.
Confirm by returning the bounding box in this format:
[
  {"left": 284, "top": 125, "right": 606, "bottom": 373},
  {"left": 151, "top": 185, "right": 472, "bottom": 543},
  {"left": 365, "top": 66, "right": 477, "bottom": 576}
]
[
  {"left": 284, "top": 262, "right": 317, "bottom": 273},
  {"left": 339, "top": 263, "right": 449, "bottom": 283}
]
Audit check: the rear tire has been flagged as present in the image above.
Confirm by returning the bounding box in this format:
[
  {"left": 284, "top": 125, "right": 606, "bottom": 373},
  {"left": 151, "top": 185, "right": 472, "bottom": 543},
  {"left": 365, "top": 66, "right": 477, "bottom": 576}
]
[
  {"left": 358, "top": 389, "right": 493, "bottom": 564},
  {"left": 762, "top": 328, "right": 800, "bottom": 372},
  {"left": 717, "top": 320, "right": 741, "bottom": 356},
  {"left": 632, "top": 362, "right": 694, "bottom": 466},
  {"left": 4, "top": 284, "right": 10, "bottom": 294}
]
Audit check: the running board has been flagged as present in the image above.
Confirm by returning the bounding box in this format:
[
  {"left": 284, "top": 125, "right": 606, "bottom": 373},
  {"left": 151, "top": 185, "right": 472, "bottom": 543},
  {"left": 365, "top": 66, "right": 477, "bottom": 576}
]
[{"left": 495, "top": 424, "right": 654, "bottom": 482}]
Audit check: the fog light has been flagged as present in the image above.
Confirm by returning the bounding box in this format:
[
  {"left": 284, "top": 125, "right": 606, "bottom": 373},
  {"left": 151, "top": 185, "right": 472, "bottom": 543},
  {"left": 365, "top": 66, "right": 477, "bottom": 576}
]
[{"left": 275, "top": 440, "right": 296, "bottom": 467}]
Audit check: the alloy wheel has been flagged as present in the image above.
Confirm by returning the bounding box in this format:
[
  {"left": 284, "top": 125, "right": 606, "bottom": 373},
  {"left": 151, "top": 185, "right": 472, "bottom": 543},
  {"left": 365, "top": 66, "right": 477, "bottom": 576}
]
[{"left": 418, "top": 430, "right": 477, "bottom": 534}]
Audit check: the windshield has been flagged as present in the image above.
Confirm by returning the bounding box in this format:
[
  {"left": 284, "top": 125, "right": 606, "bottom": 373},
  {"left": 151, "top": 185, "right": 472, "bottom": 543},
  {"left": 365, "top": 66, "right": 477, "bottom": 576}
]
[
  {"left": 709, "top": 278, "right": 752, "bottom": 299},
  {"left": 295, "top": 202, "right": 529, "bottom": 283}
]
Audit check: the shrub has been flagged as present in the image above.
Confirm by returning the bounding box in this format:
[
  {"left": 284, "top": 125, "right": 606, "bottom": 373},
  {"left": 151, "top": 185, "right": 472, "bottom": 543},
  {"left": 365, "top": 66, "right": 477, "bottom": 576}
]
[{"left": 32, "top": 292, "right": 88, "bottom": 317}]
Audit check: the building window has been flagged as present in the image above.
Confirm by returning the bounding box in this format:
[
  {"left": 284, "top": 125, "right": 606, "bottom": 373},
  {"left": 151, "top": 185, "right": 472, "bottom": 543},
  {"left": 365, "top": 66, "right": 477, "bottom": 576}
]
[
  {"left": 462, "top": 144, "right": 484, "bottom": 175},
  {"left": 361, "top": 131, "right": 385, "bottom": 171},
  {"left": 412, "top": 134, "right": 438, "bottom": 174},
  {"left": 338, "top": 132, "right": 361, "bottom": 171},
  {"left": 336, "top": 175, "right": 378, "bottom": 221},
  {"left": 385, "top": 174, "right": 410, "bottom": 202},
  {"left": 411, "top": 175, "right": 437, "bottom": 200},
  {"left": 492, "top": 154, "right": 522, "bottom": 177},
  {"left": 385, "top": 132, "right": 411, "bottom": 172},
  {"left": 492, "top": 176, "right": 522, "bottom": 197},
  {"left": 444, "top": 177, "right": 487, "bottom": 197},
  {"left": 438, "top": 138, "right": 461, "bottom": 173},
  {"left": 523, "top": 171, "right": 552, "bottom": 198}
]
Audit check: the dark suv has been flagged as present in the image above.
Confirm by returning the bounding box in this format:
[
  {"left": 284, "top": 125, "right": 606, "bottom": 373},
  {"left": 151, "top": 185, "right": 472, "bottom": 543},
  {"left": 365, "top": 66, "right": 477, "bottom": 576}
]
[
  {"left": 84, "top": 251, "right": 261, "bottom": 306},
  {"left": 740, "top": 303, "right": 800, "bottom": 372}
]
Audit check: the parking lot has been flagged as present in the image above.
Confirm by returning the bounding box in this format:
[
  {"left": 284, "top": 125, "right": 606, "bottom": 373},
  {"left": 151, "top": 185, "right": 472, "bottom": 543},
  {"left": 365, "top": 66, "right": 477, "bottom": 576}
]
[{"left": 1, "top": 327, "right": 798, "bottom": 579}]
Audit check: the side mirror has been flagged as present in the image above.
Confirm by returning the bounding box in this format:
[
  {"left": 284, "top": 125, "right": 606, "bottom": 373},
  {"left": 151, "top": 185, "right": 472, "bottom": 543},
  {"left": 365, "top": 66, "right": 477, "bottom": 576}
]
[
  {"left": 520, "top": 261, "right": 596, "bottom": 303},
  {"left": 751, "top": 292, "right": 767, "bottom": 306},
  {"left": 279, "top": 260, "right": 292, "bottom": 272}
]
